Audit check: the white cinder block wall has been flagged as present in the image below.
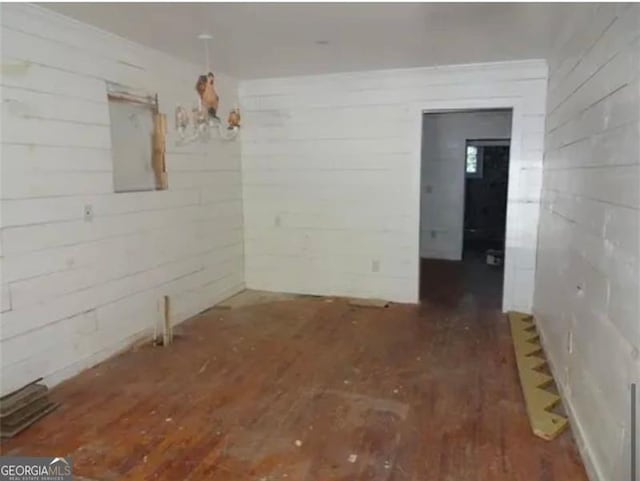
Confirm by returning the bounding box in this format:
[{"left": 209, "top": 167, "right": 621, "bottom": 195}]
[
  {"left": 533, "top": 4, "right": 639, "bottom": 481},
  {"left": 421, "top": 110, "right": 512, "bottom": 260},
  {"left": 0, "top": 5, "right": 245, "bottom": 394},
  {"left": 239, "top": 61, "right": 547, "bottom": 309}
]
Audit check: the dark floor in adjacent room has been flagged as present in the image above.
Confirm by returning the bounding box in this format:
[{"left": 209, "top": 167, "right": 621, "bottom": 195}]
[{"left": 1, "top": 258, "right": 588, "bottom": 480}]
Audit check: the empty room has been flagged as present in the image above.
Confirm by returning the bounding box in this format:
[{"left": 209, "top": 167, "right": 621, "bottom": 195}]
[{"left": 0, "top": 3, "right": 638, "bottom": 481}]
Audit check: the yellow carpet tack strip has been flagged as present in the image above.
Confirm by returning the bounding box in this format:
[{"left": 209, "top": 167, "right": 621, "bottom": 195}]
[{"left": 508, "top": 311, "right": 568, "bottom": 440}]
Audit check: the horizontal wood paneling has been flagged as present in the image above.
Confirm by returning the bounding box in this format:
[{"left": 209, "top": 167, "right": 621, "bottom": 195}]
[
  {"left": 239, "top": 60, "right": 548, "bottom": 307},
  {"left": 0, "top": 4, "right": 244, "bottom": 394},
  {"left": 533, "top": 5, "right": 640, "bottom": 481}
]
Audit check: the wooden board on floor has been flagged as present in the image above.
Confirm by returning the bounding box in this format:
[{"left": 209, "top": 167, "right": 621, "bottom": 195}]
[
  {"left": 508, "top": 311, "right": 568, "bottom": 440},
  {"left": 0, "top": 378, "right": 59, "bottom": 439},
  {"left": 1, "top": 401, "right": 59, "bottom": 438},
  {"left": 0, "top": 384, "right": 48, "bottom": 419}
]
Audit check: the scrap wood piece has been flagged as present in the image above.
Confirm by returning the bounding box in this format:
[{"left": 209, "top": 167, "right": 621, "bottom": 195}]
[
  {"left": 508, "top": 311, "right": 568, "bottom": 440},
  {"left": 0, "top": 377, "right": 43, "bottom": 405},
  {"left": 2, "top": 396, "right": 56, "bottom": 429},
  {"left": 348, "top": 298, "right": 390, "bottom": 309},
  {"left": 0, "top": 383, "right": 48, "bottom": 419},
  {"left": 162, "top": 295, "right": 173, "bottom": 347},
  {"left": 1, "top": 401, "right": 59, "bottom": 438},
  {"left": 152, "top": 112, "right": 168, "bottom": 190},
  {"left": 0, "top": 379, "right": 58, "bottom": 438}
]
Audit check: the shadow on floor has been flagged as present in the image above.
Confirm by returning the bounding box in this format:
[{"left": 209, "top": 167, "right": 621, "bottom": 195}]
[{"left": 420, "top": 249, "right": 504, "bottom": 310}]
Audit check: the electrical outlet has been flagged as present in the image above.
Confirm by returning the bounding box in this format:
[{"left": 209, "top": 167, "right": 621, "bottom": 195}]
[
  {"left": 83, "top": 204, "right": 94, "bottom": 222},
  {"left": 274, "top": 215, "right": 281, "bottom": 227},
  {"left": 567, "top": 331, "right": 573, "bottom": 354},
  {"left": 431, "top": 230, "right": 437, "bottom": 239},
  {"left": 371, "top": 260, "right": 380, "bottom": 273}
]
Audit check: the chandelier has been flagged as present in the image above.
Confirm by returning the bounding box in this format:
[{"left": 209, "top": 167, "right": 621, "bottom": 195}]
[{"left": 175, "top": 34, "right": 240, "bottom": 145}]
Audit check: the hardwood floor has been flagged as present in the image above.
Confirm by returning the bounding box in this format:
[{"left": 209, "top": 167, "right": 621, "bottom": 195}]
[{"left": 1, "top": 258, "right": 588, "bottom": 480}]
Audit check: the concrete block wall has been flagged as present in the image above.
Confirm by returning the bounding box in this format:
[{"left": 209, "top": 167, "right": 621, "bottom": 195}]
[
  {"left": 0, "top": 4, "right": 245, "bottom": 394},
  {"left": 239, "top": 60, "right": 548, "bottom": 309},
  {"left": 421, "top": 110, "right": 512, "bottom": 260},
  {"left": 533, "top": 4, "right": 639, "bottom": 480}
]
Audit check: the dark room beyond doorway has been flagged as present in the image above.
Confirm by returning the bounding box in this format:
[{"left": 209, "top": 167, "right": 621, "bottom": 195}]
[
  {"left": 463, "top": 139, "right": 510, "bottom": 256},
  {"left": 419, "top": 109, "right": 512, "bottom": 305}
]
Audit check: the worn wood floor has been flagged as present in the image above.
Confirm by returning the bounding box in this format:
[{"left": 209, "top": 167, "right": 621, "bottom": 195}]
[{"left": 1, "top": 257, "right": 588, "bottom": 480}]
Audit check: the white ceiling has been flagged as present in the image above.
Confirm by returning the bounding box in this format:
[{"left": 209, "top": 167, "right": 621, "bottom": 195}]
[{"left": 44, "top": 3, "right": 578, "bottom": 80}]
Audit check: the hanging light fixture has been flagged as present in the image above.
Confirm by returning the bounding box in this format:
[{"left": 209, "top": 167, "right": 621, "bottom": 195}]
[{"left": 175, "top": 33, "right": 240, "bottom": 145}]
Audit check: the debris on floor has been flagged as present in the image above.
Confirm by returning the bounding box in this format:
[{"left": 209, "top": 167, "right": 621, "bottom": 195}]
[
  {"left": 198, "top": 360, "right": 210, "bottom": 374},
  {"left": 0, "top": 378, "right": 58, "bottom": 438},
  {"left": 348, "top": 298, "right": 390, "bottom": 308},
  {"left": 486, "top": 249, "right": 503, "bottom": 266},
  {"left": 347, "top": 454, "right": 358, "bottom": 463}
]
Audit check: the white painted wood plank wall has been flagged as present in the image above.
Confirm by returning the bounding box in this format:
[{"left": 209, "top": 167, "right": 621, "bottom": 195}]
[
  {"left": 0, "top": 4, "right": 245, "bottom": 393},
  {"left": 239, "top": 60, "right": 548, "bottom": 308},
  {"left": 533, "top": 4, "right": 639, "bottom": 481}
]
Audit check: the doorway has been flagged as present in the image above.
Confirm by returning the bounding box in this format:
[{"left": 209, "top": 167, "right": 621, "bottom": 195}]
[
  {"left": 463, "top": 139, "right": 510, "bottom": 255},
  {"left": 419, "top": 109, "right": 512, "bottom": 307}
]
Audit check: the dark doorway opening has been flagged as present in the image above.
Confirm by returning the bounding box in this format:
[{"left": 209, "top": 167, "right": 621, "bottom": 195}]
[
  {"left": 418, "top": 109, "right": 512, "bottom": 308},
  {"left": 463, "top": 140, "right": 510, "bottom": 257}
]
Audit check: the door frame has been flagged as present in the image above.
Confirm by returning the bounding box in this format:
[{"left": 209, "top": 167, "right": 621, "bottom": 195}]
[{"left": 411, "top": 97, "right": 525, "bottom": 312}]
